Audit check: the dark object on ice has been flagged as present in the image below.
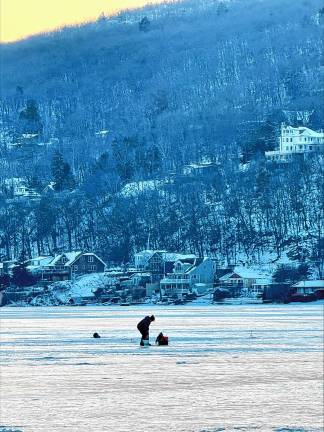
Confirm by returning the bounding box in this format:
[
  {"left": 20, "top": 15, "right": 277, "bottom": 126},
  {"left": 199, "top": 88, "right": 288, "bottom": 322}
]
[
  {"left": 156, "top": 332, "right": 169, "bottom": 346},
  {"left": 137, "top": 315, "right": 155, "bottom": 345},
  {"left": 213, "top": 288, "right": 230, "bottom": 301},
  {"left": 93, "top": 332, "right": 101, "bottom": 338},
  {"left": 315, "top": 289, "right": 324, "bottom": 300},
  {"left": 288, "top": 293, "right": 317, "bottom": 303}
]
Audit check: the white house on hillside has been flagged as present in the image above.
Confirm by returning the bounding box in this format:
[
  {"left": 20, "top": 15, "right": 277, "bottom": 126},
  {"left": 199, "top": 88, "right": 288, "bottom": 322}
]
[{"left": 265, "top": 123, "right": 324, "bottom": 162}]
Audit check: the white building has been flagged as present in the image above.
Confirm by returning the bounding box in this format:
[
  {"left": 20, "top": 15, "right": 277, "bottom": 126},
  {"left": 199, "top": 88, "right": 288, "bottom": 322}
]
[
  {"left": 3, "top": 177, "right": 41, "bottom": 199},
  {"left": 219, "top": 267, "right": 271, "bottom": 297},
  {"left": 160, "top": 257, "right": 215, "bottom": 299},
  {"left": 292, "top": 280, "right": 324, "bottom": 295},
  {"left": 265, "top": 123, "right": 324, "bottom": 162}
]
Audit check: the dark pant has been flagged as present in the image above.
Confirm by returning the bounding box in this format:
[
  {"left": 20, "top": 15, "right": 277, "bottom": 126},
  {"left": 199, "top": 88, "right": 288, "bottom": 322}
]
[{"left": 138, "top": 329, "right": 149, "bottom": 345}]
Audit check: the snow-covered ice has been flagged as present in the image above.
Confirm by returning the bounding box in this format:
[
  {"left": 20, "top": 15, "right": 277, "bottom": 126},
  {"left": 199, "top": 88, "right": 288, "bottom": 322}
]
[{"left": 0, "top": 303, "right": 323, "bottom": 432}]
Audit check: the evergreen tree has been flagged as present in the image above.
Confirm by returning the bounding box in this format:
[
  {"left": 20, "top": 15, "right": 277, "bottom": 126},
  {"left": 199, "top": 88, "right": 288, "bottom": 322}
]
[
  {"left": 11, "top": 262, "right": 36, "bottom": 287},
  {"left": 19, "top": 99, "right": 43, "bottom": 134},
  {"left": 0, "top": 273, "right": 10, "bottom": 289},
  {"left": 139, "top": 17, "right": 150, "bottom": 32},
  {"left": 51, "top": 151, "right": 75, "bottom": 192}
]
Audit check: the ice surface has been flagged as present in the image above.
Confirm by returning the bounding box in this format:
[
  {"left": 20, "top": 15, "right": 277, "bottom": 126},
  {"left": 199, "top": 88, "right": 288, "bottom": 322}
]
[{"left": 0, "top": 303, "right": 323, "bottom": 432}]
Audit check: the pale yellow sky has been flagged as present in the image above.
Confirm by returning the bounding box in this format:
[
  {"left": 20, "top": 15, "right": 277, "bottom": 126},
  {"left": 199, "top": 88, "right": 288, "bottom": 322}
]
[{"left": 0, "top": 0, "right": 171, "bottom": 43}]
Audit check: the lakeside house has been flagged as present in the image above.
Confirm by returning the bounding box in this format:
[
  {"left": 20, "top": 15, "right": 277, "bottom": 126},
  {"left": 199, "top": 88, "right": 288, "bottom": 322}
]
[
  {"left": 218, "top": 267, "right": 271, "bottom": 296},
  {"left": 292, "top": 280, "right": 324, "bottom": 296},
  {"left": 26, "top": 256, "right": 55, "bottom": 273},
  {"left": 40, "top": 252, "right": 106, "bottom": 281},
  {"left": 160, "top": 257, "right": 215, "bottom": 299},
  {"left": 265, "top": 123, "right": 324, "bottom": 162},
  {"left": 134, "top": 250, "right": 196, "bottom": 282}
]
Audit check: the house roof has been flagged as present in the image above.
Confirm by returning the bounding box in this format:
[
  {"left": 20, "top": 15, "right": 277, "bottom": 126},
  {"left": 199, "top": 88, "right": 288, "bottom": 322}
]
[
  {"left": 171, "top": 257, "right": 207, "bottom": 274},
  {"left": 219, "top": 267, "right": 270, "bottom": 280},
  {"left": 252, "top": 278, "right": 272, "bottom": 285},
  {"left": 81, "top": 253, "right": 106, "bottom": 267},
  {"left": 185, "top": 257, "right": 205, "bottom": 273},
  {"left": 131, "top": 272, "right": 151, "bottom": 278},
  {"left": 29, "top": 256, "right": 53, "bottom": 262},
  {"left": 285, "top": 125, "right": 324, "bottom": 138},
  {"left": 292, "top": 280, "right": 324, "bottom": 288},
  {"left": 219, "top": 272, "right": 233, "bottom": 281},
  {"left": 26, "top": 256, "right": 54, "bottom": 271},
  {"left": 135, "top": 250, "right": 156, "bottom": 260},
  {"left": 50, "top": 252, "right": 83, "bottom": 267},
  {"left": 297, "top": 127, "right": 324, "bottom": 138}
]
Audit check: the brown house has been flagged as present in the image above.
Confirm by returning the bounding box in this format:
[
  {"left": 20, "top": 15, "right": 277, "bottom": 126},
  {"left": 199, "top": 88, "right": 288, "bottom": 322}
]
[{"left": 41, "top": 251, "right": 106, "bottom": 281}]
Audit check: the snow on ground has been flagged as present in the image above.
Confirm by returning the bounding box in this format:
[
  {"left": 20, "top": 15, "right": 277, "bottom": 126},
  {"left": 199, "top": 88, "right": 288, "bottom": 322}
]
[
  {"left": 31, "top": 273, "right": 115, "bottom": 306},
  {"left": 0, "top": 303, "right": 323, "bottom": 432},
  {"left": 121, "top": 179, "right": 170, "bottom": 197}
]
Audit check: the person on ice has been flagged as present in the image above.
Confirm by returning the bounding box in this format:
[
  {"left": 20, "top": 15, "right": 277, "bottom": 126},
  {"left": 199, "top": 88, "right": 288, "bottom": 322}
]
[{"left": 137, "top": 315, "right": 155, "bottom": 346}]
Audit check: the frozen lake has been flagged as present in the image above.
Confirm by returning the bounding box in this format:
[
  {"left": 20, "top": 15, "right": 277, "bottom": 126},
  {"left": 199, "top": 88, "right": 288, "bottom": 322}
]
[{"left": 0, "top": 303, "right": 323, "bottom": 432}]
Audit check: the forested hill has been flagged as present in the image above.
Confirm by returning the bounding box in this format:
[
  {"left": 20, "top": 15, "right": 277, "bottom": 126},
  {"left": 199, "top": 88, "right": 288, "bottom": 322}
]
[
  {"left": 1, "top": 0, "right": 323, "bottom": 169},
  {"left": 0, "top": 0, "right": 323, "bottom": 270}
]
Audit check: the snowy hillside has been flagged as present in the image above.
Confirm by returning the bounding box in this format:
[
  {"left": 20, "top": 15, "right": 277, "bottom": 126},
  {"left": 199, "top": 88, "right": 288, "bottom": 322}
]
[{"left": 0, "top": 0, "right": 323, "bottom": 269}]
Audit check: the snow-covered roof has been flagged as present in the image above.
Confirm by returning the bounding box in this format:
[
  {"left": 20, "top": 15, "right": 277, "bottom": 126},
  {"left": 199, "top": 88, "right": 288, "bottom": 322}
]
[
  {"left": 50, "top": 252, "right": 105, "bottom": 267},
  {"left": 185, "top": 257, "right": 206, "bottom": 273},
  {"left": 220, "top": 267, "right": 270, "bottom": 280},
  {"left": 85, "top": 253, "right": 106, "bottom": 267},
  {"left": 27, "top": 256, "right": 54, "bottom": 265},
  {"left": 252, "top": 278, "right": 272, "bottom": 285},
  {"left": 95, "top": 130, "right": 109, "bottom": 136},
  {"left": 292, "top": 280, "right": 324, "bottom": 288},
  {"left": 284, "top": 125, "right": 324, "bottom": 138},
  {"left": 167, "top": 253, "right": 197, "bottom": 262},
  {"left": 50, "top": 252, "right": 83, "bottom": 267}
]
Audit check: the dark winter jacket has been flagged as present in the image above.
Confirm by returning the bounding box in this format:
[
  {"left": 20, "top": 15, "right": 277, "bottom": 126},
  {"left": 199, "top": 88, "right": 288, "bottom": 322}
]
[{"left": 137, "top": 316, "right": 152, "bottom": 334}]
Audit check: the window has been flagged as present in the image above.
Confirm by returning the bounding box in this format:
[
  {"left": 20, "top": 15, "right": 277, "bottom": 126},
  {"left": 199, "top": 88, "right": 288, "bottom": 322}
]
[
  {"left": 290, "top": 138, "right": 292, "bottom": 142},
  {"left": 88, "top": 255, "right": 94, "bottom": 262},
  {"left": 309, "top": 146, "right": 312, "bottom": 150},
  {"left": 73, "top": 265, "right": 78, "bottom": 271},
  {"left": 90, "top": 265, "right": 97, "bottom": 271}
]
